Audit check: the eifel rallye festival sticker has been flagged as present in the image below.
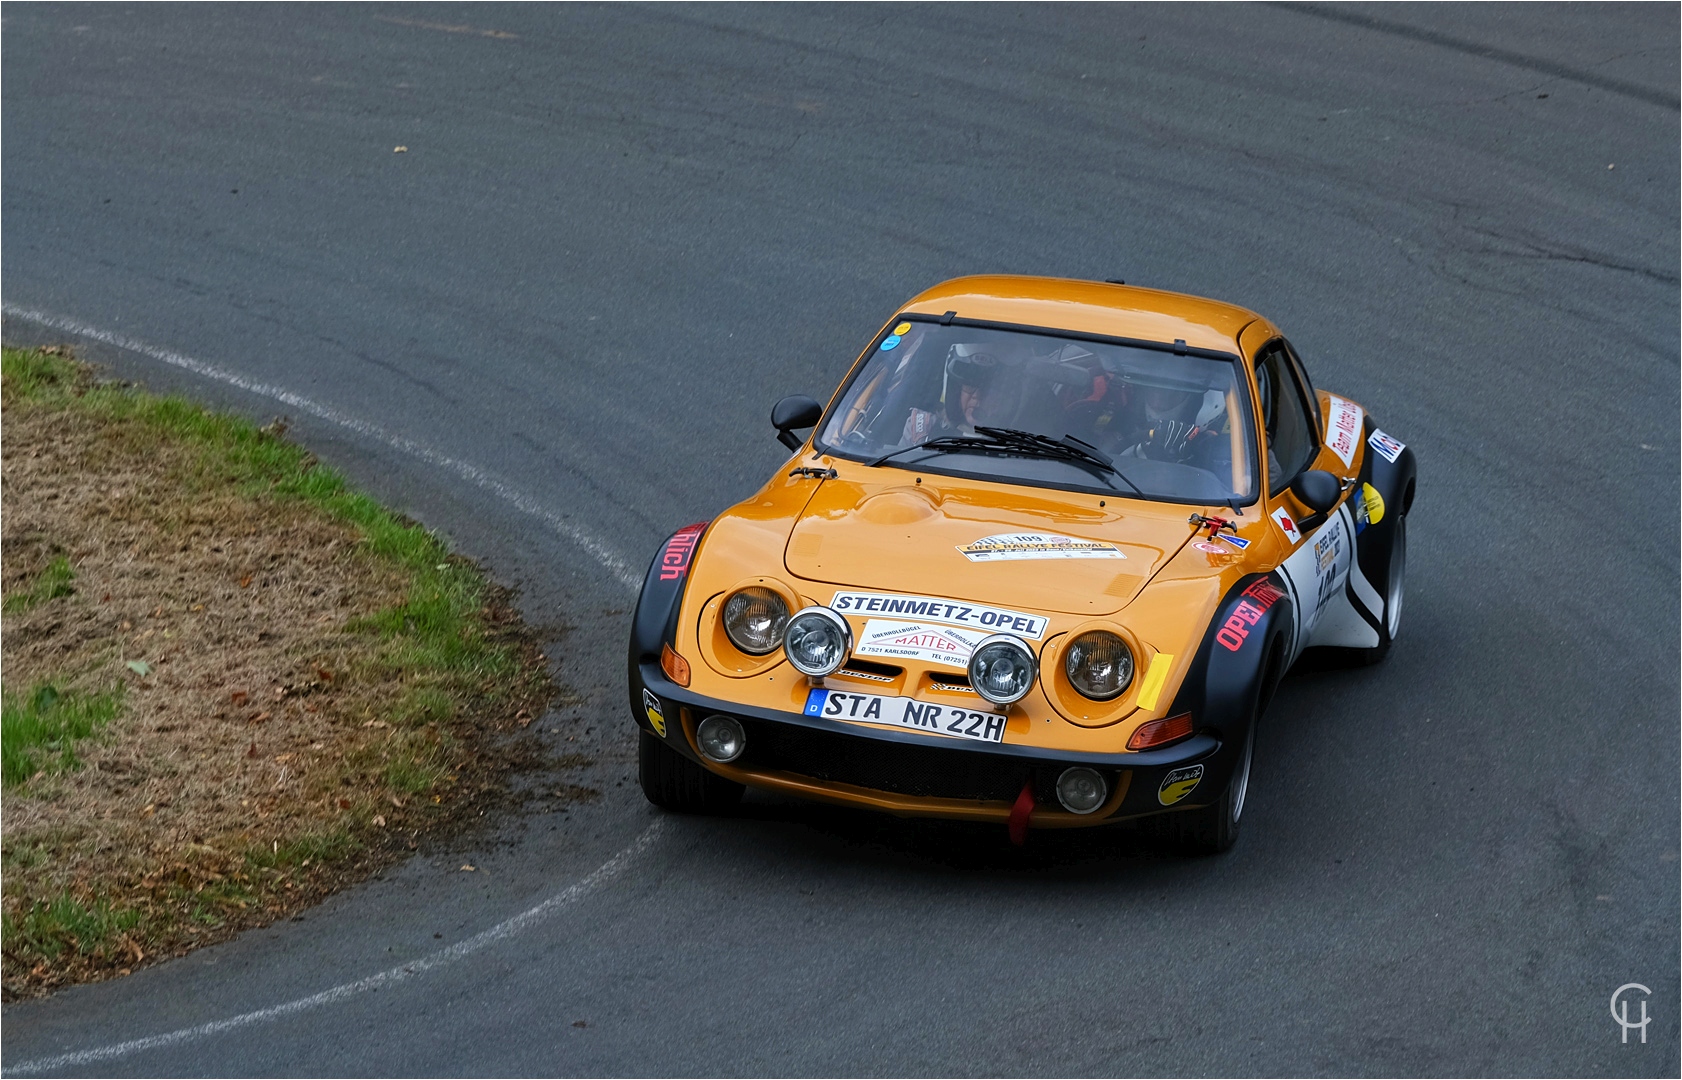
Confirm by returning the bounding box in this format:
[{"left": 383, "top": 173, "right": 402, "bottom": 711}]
[{"left": 957, "top": 532, "right": 1125, "bottom": 562}]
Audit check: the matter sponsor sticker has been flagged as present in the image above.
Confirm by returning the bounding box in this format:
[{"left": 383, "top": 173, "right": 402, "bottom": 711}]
[
  {"left": 1158, "top": 764, "right": 1204, "bottom": 806},
  {"left": 1367, "top": 429, "right": 1405, "bottom": 464},
  {"left": 642, "top": 688, "right": 667, "bottom": 738},
  {"left": 1216, "top": 532, "right": 1251, "bottom": 550},
  {"left": 1325, "top": 395, "right": 1364, "bottom": 466},
  {"left": 1194, "top": 541, "right": 1226, "bottom": 554},
  {"left": 1271, "top": 507, "right": 1302, "bottom": 546},
  {"left": 957, "top": 532, "right": 1125, "bottom": 563},
  {"left": 855, "top": 620, "right": 986, "bottom": 668},
  {"left": 829, "top": 590, "right": 1048, "bottom": 638}
]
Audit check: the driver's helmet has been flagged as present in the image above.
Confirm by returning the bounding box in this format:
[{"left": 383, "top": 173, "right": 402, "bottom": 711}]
[
  {"left": 1141, "top": 384, "right": 1199, "bottom": 422},
  {"left": 944, "top": 343, "right": 1004, "bottom": 389}
]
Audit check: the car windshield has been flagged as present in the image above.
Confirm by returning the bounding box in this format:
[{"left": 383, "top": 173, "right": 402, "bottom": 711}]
[{"left": 818, "top": 319, "right": 1256, "bottom": 503}]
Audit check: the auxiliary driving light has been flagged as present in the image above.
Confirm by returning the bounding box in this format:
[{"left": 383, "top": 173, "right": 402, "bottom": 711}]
[
  {"left": 783, "top": 606, "right": 852, "bottom": 677},
  {"left": 1056, "top": 767, "right": 1108, "bottom": 815},
  {"left": 967, "top": 635, "right": 1037, "bottom": 706},
  {"left": 696, "top": 714, "right": 746, "bottom": 763}
]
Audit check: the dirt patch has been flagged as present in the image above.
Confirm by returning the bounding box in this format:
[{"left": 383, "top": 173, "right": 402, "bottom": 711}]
[{"left": 1, "top": 347, "right": 556, "bottom": 999}]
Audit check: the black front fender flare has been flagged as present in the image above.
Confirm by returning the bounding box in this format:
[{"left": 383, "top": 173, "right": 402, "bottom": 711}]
[
  {"left": 1165, "top": 572, "right": 1293, "bottom": 741},
  {"left": 626, "top": 521, "right": 709, "bottom": 720}
]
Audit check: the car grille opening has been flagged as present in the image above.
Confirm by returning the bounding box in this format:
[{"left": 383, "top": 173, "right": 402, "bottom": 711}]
[
  {"left": 926, "top": 671, "right": 975, "bottom": 693},
  {"left": 836, "top": 658, "right": 901, "bottom": 683},
  {"left": 736, "top": 718, "right": 1033, "bottom": 802}
]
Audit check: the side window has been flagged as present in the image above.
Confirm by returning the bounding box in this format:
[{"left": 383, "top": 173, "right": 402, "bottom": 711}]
[
  {"left": 1282, "top": 339, "right": 1321, "bottom": 431},
  {"left": 1255, "top": 343, "right": 1316, "bottom": 494}
]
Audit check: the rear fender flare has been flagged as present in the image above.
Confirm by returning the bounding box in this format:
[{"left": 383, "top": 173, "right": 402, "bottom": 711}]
[{"left": 1351, "top": 418, "right": 1417, "bottom": 631}]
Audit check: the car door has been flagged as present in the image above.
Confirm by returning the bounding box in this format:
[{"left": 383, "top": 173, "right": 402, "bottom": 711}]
[{"left": 1252, "top": 340, "right": 1355, "bottom": 659}]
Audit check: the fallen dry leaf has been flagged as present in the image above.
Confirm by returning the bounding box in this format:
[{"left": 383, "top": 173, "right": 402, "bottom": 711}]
[
  {"left": 371, "top": 815, "right": 386, "bottom": 827},
  {"left": 460, "top": 864, "right": 475, "bottom": 872},
  {"left": 230, "top": 690, "right": 249, "bottom": 705}
]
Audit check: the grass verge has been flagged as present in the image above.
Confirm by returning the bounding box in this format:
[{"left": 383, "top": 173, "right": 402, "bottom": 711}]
[{"left": 0, "top": 346, "right": 556, "bottom": 999}]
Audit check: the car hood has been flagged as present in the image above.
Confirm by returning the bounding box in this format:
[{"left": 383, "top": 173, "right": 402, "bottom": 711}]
[{"left": 783, "top": 474, "right": 1198, "bottom": 616}]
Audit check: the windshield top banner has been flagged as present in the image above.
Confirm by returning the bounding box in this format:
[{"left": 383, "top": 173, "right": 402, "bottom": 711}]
[{"left": 829, "top": 590, "right": 1047, "bottom": 639}]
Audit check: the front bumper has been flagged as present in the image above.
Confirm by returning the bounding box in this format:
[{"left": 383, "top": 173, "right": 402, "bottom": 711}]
[{"left": 634, "top": 662, "right": 1230, "bottom": 828}]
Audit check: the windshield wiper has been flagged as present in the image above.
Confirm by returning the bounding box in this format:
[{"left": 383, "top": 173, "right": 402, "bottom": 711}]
[{"left": 867, "top": 426, "right": 1144, "bottom": 497}]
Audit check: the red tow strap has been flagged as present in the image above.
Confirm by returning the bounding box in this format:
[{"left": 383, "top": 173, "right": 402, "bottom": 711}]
[{"left": 1008, "top": 779, "right": 1035, "bottom": 846}]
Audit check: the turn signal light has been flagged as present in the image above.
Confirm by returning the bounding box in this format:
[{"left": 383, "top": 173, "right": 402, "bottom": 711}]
[
  {"left": 1127, "top": 712, "right": 1192, "bottom": 751},
  {"left": 661, "top": 643, "right": 691, "bottom": 688}
]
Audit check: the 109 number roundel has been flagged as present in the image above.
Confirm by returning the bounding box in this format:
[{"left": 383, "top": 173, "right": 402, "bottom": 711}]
[{"left": 803, "top": 688, "right": 1007, "bottom": 744}]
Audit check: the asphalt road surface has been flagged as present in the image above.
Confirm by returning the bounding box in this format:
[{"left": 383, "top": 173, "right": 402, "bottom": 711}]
[{"left": 3, "top": 4, "right": 1677, "bottom": 1076}]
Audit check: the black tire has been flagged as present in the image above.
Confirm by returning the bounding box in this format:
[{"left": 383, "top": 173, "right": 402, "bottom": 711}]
[
  {"left": 1355, "top": 512, "right": 1406, "bottom": 666},
  {"left": 1150, "top": 635, "right": 1278, "bottom": 856},
  {"left": 1152, "top": 710, "right": 1253, "bottom": 855},
  {"left": 637, "top": 731, "right": 744, "bottom": 813}
]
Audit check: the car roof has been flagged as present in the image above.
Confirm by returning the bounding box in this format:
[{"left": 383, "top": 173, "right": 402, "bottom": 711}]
[{"left": 899, "top": 275, "right": 1265, "bottom": 356}]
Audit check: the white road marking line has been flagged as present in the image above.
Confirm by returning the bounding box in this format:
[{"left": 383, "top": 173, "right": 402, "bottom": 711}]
[
  {"left": 2, "top": 820, "right": 666, "bottom": 1076},
  {"left": 1, "top": 306, "right": 641, "bottom": 590}
]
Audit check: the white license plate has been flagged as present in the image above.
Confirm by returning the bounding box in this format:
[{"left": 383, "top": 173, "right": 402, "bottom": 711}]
[{"left": 801, "top": 688, "right": 1007, "bottom": 744}]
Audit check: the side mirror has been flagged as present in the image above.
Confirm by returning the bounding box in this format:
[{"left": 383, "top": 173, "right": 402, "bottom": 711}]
[
  {"left": 771, "top": 395, "right": 823, "bottom": 451},
  {"left": 1290, "top": 469, "right": 1342, "bottom": 513}
]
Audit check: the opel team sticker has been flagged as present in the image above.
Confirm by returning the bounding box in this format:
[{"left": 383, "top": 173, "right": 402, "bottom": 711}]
[
  {"left": 1158, "top": 764, "right": 1204, "bottom": 806},
  {"left": 642, "top": 688, "right": 667, "bottom": 738}
]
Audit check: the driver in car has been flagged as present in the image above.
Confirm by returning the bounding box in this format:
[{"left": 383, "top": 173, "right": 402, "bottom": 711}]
[
  {"left": 901, "top": 346, "right": 1013, "bottom": 444},
  {"left": 1108, "top": 381, "right": 1229, "bottom": 466}
]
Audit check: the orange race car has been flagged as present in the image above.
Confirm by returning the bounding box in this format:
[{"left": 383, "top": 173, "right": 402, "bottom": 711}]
[{"left": 628, "top": 276, "right": 1415, "bottom": 852}]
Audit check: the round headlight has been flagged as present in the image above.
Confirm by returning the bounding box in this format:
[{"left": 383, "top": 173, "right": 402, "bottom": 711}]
[
  {"left": 722, "top": 587, "right": 788, "bottom": 655},
  {"left": 1056, "top": 767, "right": 1108, "bottom": 814},
  {"left": 1064, "top": 631, "right": 1134, "bottom": 701},
  {"left": 783, "top": 606, "right": 852, "bottom": 677},
  {"left": 697, "top": 714, "right": 746, "bottom": 763},
  {"left": 967, "top": 635, "right": 1037, "bottom": 705}
]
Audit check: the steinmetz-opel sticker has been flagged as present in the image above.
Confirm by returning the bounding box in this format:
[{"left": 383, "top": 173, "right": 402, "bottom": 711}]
[
  {"left": 957, "top": 532, "right": 1124, "bottom": 563},
  {"left": 829, "top": 590, "right": 1048, "bottom": 639}
]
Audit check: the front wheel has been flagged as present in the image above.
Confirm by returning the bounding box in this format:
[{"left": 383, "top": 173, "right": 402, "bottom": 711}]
[
  {"left": 1150, "top": 718, "right": 1254, "bottom": 856},
  {"left": 637, "top": 731, "right": 744, "bottom": 813}
]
